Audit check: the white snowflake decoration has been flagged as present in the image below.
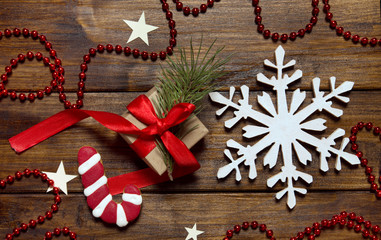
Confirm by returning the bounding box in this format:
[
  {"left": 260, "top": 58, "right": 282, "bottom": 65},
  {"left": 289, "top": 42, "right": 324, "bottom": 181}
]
[{"left": 209, "top": 46, "right": 359, "bottom": 209}]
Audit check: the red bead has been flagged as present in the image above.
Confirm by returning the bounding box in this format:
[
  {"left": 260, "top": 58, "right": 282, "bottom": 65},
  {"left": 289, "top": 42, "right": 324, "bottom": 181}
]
[
  {"left": 97, "top": 44, "right": 105, "bottom": 53},
  {"left": 18, "top": 54, "right": 25, "bottom": 62},
  {"left": 374, "top": 127, "right": 380, "bottom": 134},
  {"left": 192, "top": 8, "right": 199, "bottom": 16},
  {"left": 298, "top": 29, "right": 305, "bottom": 37},
  {"left": 41, "top": 173, "right": 48, "bottom": 181},
  {"left": 162, "top": 3, "right": 169, "bottom": 11},
  {"left": 372, "top": 225, "right": 380, "bottom": 233},
  {"left": 255, "top": 15, "right": 262, "bottom": 24},
  {"left": 5, "top": 234, "right": 13, "bottom": 240},
  {"left": 22, "top": 28, "right": 29, "bottom": 37},
  {"left": 6, "top": 175, "right": 14, "bottom": 183},
  {"left": 19, "top": 93, "right": 26, "bottom": 102},
  {"left": 106, "top": 44, "right": 113, "bottom": 52},
  {"left": 0, "top": 179, "right": 6, "bottom": 188},
  {"left": 39, "top": 35, "right": 46, "bottom": 43},
  {"left": 64, "top": 100, "right": 71, "bottom": 109},
  {"left": 5, "top": 66, "right": 12, "bottom": 74},
  {"left": 234, "top": 225, "right": 241, "bottom": 233},
  {"left": 226, "top": 229, "right": 233, "bottom": 238},
  {"left": 365, "top": 221, "right": 372, "bottom": 229},
  {"left": 314, "top": 228, "right": 321, "bottom": 236},
  {"left": 124, "top": 47, "right": 131, "bottom": 56},
  {"left": 169, "top": 38, "right": 176, "bottom": 47},
  {"left": 343, "top": 31, "right": 351, "bottom": 40},
  {"left": 263, "top": 30, "right": 271, "bottom": 39},
  {"left": 306, "top": 23, "right": 313, "bottom": 32},
  {"left": 141, "top": 51, "right": 149, "bottom": 60},
  {"left": 79, "top": 72, "right": 86, "bottom": 80},
  {"left": 323, "top": 4, "right": 330, "bottom": 13},
  {"left": 207, "top": 0, "right": 214, "bottom": 7},
  {"left": 37, "top": 215, "right": 45, "bottom": 223},
  {"left": 45, "top": 211, "right": 53, "bottom": 219},
  {"left": 259, "top": 224, "right": 266, "bottom": 232},
  {"left": 89, "top": 48, "right": 97, "bottom": 56},
  {"left": 55, "top": 195, "right": 62, "bottom": 203},
  {"left": 59, "top": 93, "right": 66, "bottom": 102},
  {"left": 312, "top": 7, "right": 319, "bottom": 16},
  {"left": 115, "top": 45, "right": 122, "bottom": 53},
  {"left": 176, "top": 2, "right": 183, "bottom": 11},
  {"left": 366, "top": 122, "right": 373, "bottom": 130},
  {"left": 365, "top": 167, "right": 372, "bottom": 174},
  {"left": 349, "top": 135, "right": 356, "bottom": 142},
  {"left": 183, "top": 7, "right": 190, "bottom": 16},
  {"left": 361, "top": 158, "right": 368, "bottom": 166},
  {"left": 356, "top": 216, "right": 364, "bottom": 223},
  {"left": 77, "top": 90, "right": 84, "bottom": 99},
  {"left": 78, "top": 81, "right": 85, "bottom": 89},
  {"left": 53, "top": 187, "right": 60, "bottom": 194},
  {"left": 44, "top": 86, "right": 52, "bottom": 94},
  {"left": 29, "top": 219, "right": 37, "bottom": 228},
  {"left": 10, "top": 91, "right": 17, "bottom": 100},
  {"left": 76, "top": 99, "right": 83, "bottom": 107},
  {"left": 83, "top": 54, "right": 91, "bottom": 63},
  {"left": 354, "top": 224, "right": 362, "bottom": 232},
  {"left": 361, "top": 37, "right": 369, "bottom": 46},
  {"left": 326, "top": 12, "right": 333, "bottom": 20},
  {"left": 166, "top": 45, "right": 173, "bottom": 55},
  {"left": 27, "top": 93, "right": 35, "bottom": 102},
  {"left": 132, "top": 49, "right": 140, "bottom": 58},
  {"left": 159, "top": 51, "right": 166, "bottom": 60},
  {"left": 310, "top": 16, "right": 318, "bottom": 25},
  {"left": 349, "top": 212, "right": 356, "bottom": 220},
  {"left": 169, "top": 20, "right": 176, "bottom": 29},
  {"left": 54, "top": 228, "right": 61, "bottom": 236},
  {"left": 45, "top": 42, "right": 52, "bottom": 50},
  {"left": 257, "top": 24, "right": 264, "bottom": 33},
  {"left": 271, "top": 33, "right": 279, "bottom": 41},
  {"left": 336, "top": 27, "right": 344, "bottom": 35},
  {"left": 13, "top": 228, "right": 20, "bottom": 236},
  {"left": 15, "top": 171, "right": 22, "bottom": 180},
  {"left": 2, "top": 89, "right": 8, "bottom": 97},
  {"left": 30, "top": 30, "right": 38, "bottom": 39},
  {"left": 297, "top": 231, "right": 304, "bottom": 239},
  {"left": 10, "top": 59, "right": 18, "bottom": 67},
  {"left": 20, "top": 223, "right": 28, "bottom": 231},
  {"left": 377, "top": 190, "right": 381, "bottom": 198},
  {"left": 363, "top": 230, "right": 371, "bottom": 238},
  {"left": 62, "top": 227, "right": 70, "bottom": 235},
  {"left": 254, "top": 6, "right": 261, "bottom": 14},
  {"left": 166, "top": 11, "right": 173, "bottom": 20},
  {"left": 48, "top": 179, "right": 54, "bottom": 186},
  {"left": 242, "top": 222, "right": 249, "bottom": 230},
  {"left": 280, "top": 34, "right": 288, "bottom": 43},
  {"left": 170, "top": 29, "right": 177, "bottom": 37},
  {"left": 352, "top": 35, "right": 360, "bottom": 43},
  {"left": 200, "top": 4, "right": 207, "bottom": 13},
  {"left": 43, "top": 57, "right": 50, "bottom": 65},
  {"left": 13, "top": 28, "right": 20, "bottom": 37},
  {"left": 266, "top": 229, "right": 274, "bottom": 238},
  {"left": 4, "top": 29, "right": 12, "bottom": 37},
  {"left": 251, "top": 221, "right": 258, "bottom": 229},
  {"left": 1, "top": 74, "right": 8, "bottom": 82},
  {"left": 351, "top": 143, "right": 358, "bottom": 151},
  {"left": 69, "top": 232, "right": 77, "bottom": 240},
  {"left": 370, "top": 38, "right": 378, "bottom": 46},
  {"left": 45, "top": 231, "right": 53, "bottom": 239}
]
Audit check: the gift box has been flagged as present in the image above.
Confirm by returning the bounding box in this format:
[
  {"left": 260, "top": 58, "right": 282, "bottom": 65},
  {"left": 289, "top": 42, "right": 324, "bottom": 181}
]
[{"left": 119, "top": 88, "right": 209, "bottom": 176}]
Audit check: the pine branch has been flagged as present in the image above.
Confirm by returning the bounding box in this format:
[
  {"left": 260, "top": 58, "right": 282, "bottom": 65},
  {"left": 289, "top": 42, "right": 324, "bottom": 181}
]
[{"left": 153, "top": 39, "right": 230, "bottom": 176}]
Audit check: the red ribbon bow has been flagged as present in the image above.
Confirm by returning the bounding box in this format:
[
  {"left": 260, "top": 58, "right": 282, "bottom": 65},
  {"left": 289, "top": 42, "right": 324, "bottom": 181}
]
[{"left": 9, "top": 95, "right": 200, "bottom": 194}]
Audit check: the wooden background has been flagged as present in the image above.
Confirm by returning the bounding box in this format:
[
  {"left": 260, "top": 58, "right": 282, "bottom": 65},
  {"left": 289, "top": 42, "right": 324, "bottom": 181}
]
[{"left": 0, "top": 0, "right": 380, "bottom": 239}]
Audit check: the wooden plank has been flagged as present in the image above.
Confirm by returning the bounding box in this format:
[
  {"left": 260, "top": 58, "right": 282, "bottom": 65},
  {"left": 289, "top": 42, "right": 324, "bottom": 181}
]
[
  {"left": 0, "top": 0, "right": 379, "bottom": 92},
  {"left": 0, "top": 192, "right": 380, "bottom": 239},
  {"left": 0, "top": 91, "right": 378, "bottom": 193}
]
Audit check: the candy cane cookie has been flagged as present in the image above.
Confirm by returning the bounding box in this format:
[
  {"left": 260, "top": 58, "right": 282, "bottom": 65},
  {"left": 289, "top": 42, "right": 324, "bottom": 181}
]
[{"left": 78, "top": 146, "right": 142, "bottom": 227}]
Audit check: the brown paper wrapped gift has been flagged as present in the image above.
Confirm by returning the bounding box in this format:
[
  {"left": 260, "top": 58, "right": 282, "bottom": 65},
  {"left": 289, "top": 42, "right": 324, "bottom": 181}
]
[{"left": 119, "top": 88, "right": 209, "bottom": 176}]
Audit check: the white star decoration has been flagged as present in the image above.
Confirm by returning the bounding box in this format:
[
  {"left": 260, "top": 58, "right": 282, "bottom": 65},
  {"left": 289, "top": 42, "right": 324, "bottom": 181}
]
[
  {"left": 44, "top": 161, "right": 77, "bottom": 195},
  {"left": 185, "top": 223, "right": 204, "bottom": 240},
  {"left": 123, "top": 11, "right": 158, "bottom": 46}
]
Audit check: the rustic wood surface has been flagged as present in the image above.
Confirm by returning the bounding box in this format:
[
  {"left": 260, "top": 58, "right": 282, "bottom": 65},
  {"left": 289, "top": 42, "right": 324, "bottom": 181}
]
[{"left": 0, "top": 0, "right": 380, "bottom": 239}]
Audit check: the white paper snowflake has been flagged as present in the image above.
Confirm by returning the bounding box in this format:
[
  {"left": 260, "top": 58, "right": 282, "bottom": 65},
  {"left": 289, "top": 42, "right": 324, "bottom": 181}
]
[{"left": 209, "top": 46, "right": 360, "bottom": 209}]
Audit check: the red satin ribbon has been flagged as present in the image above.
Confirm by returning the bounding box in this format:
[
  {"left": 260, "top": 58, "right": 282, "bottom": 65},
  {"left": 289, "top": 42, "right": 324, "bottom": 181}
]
[{"left": 9, "top": 95, "right": 200, "bottom": 194}]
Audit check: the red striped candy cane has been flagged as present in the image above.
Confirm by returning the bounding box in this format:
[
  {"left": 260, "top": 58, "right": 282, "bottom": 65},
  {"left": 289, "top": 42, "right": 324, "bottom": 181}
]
[{"left": 78, "top": 146, "right": 142, "bottom": 227}]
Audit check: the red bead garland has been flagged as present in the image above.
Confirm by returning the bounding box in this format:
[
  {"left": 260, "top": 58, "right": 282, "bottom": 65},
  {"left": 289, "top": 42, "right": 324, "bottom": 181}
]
[
  {"left": 322, "top": 0, "right": 380, "bottom": 47},
  {"left": 349, "top": 121, "right": 381, "bottom": 198},
  {"left": 222, "top": 211, "right": 381, "bottom": 240},
  {"left": 172, "top": 0, "right": 218, "bottom": 16},
  {"left": 1, "top": 169, "right": 63, "bottom": 240},
  {"left": 252, "top": 0, "right": 319, "bottom": 42}
]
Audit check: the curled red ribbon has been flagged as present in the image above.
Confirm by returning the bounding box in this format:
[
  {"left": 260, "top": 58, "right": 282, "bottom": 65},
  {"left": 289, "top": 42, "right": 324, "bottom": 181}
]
[{"left": 9, "top": 95, "right": 200, "bottom": 193}]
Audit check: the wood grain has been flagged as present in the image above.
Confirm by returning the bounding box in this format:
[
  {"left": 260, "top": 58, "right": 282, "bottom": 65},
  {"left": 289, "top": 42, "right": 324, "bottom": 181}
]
[{"left": 0, "top": 0, "right": 380, "bottom": 239}]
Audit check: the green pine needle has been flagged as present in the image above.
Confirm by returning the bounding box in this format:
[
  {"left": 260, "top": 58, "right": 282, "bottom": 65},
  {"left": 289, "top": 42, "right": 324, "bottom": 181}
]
[{"left": 153, "top": 39, "right": 230, "bottom": 176}]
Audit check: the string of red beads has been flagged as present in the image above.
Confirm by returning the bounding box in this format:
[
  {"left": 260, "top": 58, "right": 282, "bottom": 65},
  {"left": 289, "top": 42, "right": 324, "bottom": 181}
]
[
  {"left": 252, "top": 0, "right": 319, "bottom": 42},
  {"left": 223, "top": 211, "right": 381, "bottom": 240},
  {"left": 172, "top": 0, "right": 218, "bottom": 17},
  {"left": 0, "top": 28, "right": 63, "bottom": 105},
  {"left": 349, "top": 121, "right": 381, "bottom": 198},
  {"left": 323, "top": 0, "right": 381, "bottom": 47},
  {"left": 43, "top": 227, "right": 77, "bottom": 240},
  {"left": 1, "top": 169, "right": 62, "bottom": 240}
]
